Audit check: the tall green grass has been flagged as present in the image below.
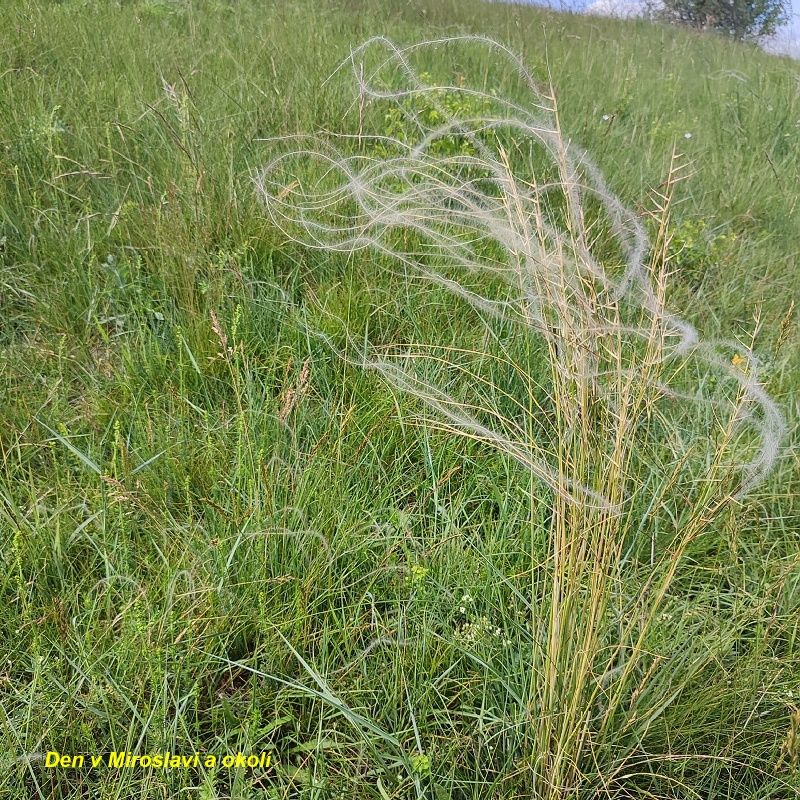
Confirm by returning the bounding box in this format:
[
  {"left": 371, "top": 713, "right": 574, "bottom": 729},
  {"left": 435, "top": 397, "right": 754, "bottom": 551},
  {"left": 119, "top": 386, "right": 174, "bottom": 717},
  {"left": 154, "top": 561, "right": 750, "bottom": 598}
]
[{"left": 1, "top": 1, "right": 799, "bottom": 798}]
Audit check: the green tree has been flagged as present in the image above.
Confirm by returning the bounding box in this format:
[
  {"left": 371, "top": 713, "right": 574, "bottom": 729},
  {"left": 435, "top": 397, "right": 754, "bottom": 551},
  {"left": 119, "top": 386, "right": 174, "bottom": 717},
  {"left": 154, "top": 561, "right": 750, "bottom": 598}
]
[{"left": 654, "top": 0, "right": 790, "bottom": 39}]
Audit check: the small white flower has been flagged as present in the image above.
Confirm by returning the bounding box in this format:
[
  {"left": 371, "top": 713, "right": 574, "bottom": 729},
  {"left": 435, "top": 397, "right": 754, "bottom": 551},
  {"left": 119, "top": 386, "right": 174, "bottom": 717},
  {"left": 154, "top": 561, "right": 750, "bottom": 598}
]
[
  {"left": 459, "top": 606, "right": 466, "bottom": 614},
  {"left": 602, "top": 114, "right": 610, "bottom": 121},
  {"left": 684, "top": 133, "right": 692, "bottom": 139}
]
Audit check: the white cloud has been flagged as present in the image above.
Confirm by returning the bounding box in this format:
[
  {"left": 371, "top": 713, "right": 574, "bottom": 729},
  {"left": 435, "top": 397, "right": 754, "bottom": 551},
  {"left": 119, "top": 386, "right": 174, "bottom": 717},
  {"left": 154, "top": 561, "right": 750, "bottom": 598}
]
[{"left": 584, "top": 0, "right": 648, "bottom": 18}]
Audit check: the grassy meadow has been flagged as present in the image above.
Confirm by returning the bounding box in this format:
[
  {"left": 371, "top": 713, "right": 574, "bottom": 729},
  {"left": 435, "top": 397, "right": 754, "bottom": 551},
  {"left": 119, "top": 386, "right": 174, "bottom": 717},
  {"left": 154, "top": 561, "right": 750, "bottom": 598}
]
[{"left": 1, "top": 0, "right": 800, "bottom": 798}]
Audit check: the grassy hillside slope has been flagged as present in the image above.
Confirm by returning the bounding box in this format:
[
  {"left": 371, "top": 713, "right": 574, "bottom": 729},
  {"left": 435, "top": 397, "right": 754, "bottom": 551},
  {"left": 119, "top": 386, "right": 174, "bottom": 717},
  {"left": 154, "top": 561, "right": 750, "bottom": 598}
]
[{"left": 1, "top": 1, "right": 799, "bottom": 798}]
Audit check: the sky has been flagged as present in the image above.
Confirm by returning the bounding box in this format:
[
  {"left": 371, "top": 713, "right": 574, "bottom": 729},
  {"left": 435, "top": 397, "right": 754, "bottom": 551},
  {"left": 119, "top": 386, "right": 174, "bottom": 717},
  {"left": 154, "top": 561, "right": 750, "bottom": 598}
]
[
  {"left": 765, "top": 0, "right": 800, "bottom": 55},
  {"left": 495, "top": 0, "right": 800, "bottom": 57}
]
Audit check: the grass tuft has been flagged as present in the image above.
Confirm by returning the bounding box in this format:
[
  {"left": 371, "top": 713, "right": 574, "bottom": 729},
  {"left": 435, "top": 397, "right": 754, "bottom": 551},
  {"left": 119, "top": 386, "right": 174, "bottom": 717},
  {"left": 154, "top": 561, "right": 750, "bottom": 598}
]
[{"left": 255, "top": 36, "right": 790, "bottom": 796}]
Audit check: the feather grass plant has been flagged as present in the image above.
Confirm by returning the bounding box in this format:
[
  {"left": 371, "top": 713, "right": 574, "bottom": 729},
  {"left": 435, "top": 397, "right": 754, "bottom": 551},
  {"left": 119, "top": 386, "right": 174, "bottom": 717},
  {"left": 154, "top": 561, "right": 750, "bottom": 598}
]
[{"left": 255, "top": 37, "right": 787, "bottom": 796}]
